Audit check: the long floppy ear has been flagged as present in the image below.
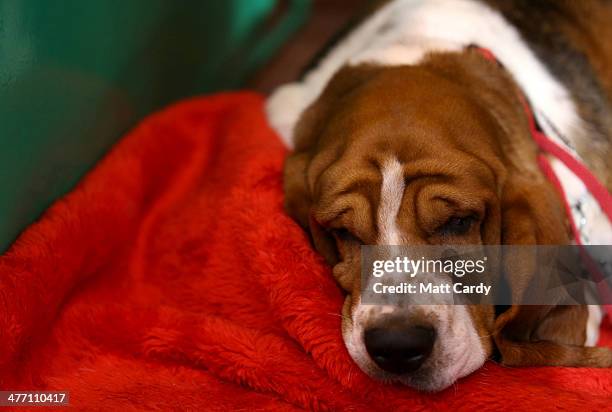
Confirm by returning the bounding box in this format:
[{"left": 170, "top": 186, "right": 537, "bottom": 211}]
[
  {"left": 283, "top": 65, "right": 382, "bottom": 260},
  {"left": 284, "top": 151, "right": 339, "bottom": 266},
  {"left": 494, "top": 174, "right": 612, "bottom": 367},
  {"left": 284, "top": 150, "right": 312, "bottom": 229},
  {"left": 494, "top": 305, "right": 612, "bottom": 367}
]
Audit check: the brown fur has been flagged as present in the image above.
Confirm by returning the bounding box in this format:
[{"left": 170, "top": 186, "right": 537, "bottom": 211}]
[{"left": 284, "top": 47, "right": 612, "bottom": 369}]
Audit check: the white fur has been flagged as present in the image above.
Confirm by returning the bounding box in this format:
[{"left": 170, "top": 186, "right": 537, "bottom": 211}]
[
  {"left": 550, "top": 158, "right": 612, "bottom": 245},
  {"left": 265, "top": 84, "right": 305, "bottom": 147},
  {"left": 585, "top": 305, "right": 603, "bottom": 347},
  {"left": 378, "top": 158, "right": 405, "bottom": 245}
]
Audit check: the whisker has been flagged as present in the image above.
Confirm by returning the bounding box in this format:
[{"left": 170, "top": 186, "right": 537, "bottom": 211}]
[{"left": 326, "top": 312, "right": 351, "bottom": 322}]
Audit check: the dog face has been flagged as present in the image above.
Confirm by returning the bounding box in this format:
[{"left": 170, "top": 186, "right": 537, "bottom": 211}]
[{"left": 283, "top": 53, "right": 611, "bottom": 391}]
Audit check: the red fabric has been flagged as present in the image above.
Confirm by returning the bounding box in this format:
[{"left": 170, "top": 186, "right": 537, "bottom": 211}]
[{"left": 1, "top": 93, "right": 611, "bottom": 410}]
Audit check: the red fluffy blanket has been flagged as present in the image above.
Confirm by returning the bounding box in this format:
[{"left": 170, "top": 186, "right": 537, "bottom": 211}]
[{"left": 1, "top": 93, "right": 611, "bottom": 410}]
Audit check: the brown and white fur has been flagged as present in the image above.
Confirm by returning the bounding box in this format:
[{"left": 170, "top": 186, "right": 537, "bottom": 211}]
[{"left": 267, "top": 0, "right": 612, "bottom": 392}]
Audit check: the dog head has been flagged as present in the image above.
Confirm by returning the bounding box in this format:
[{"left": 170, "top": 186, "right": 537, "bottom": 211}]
[{"left": 282, "top": 51, "right": 609, "bottom": 391}]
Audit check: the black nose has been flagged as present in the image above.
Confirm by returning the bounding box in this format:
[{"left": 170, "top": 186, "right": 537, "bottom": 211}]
[{"left": 364, "top": 325, "right": 435, "bottom": 374}]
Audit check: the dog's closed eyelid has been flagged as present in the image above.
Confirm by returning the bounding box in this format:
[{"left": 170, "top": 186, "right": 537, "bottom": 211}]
[
  {"left": 332, "top": 228, "right": 362, "bottom": 245},
  {"left": 312, "top": 207, "right": 349, "bottom": 229},
  {"left": 436, "top": 214, "right": 478, "bottom": 236}
]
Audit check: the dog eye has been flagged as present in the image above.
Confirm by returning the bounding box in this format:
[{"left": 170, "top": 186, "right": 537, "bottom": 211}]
[
  {"left": 332, "top": 228, "right": 361, "bottom": 244},
  {"left": 438, "top": 215, "right": 475, "bottom": 236}
]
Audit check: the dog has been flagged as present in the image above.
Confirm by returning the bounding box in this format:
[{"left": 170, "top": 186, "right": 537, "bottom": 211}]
[{"left": 266, "top": 0, "right": 612, "bottom": 391}]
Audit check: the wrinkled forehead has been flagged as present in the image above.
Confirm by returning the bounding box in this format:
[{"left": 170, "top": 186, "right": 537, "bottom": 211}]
[
  {"left": 312, "top": 140, "right": 496, "bottom": 207},
  {"left": 311, "top": 154, "right": 495, "bottom": 248},
  {"left": 310, "top": 153, "right": 382, "bottom": 242}
]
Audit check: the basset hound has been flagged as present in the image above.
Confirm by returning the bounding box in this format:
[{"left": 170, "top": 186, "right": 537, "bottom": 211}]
[{"left": 266, "top": 0, "right": 612, "bottom": 391}]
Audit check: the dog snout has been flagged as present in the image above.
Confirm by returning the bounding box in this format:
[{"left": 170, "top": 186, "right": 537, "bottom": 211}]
[{"left": 364, "top": 324, "right": 435, "bottom": 374}]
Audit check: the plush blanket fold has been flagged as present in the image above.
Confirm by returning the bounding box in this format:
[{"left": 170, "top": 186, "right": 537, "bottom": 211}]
[{"left": 1, "top": 93, "right": 611, "bottom": 410}]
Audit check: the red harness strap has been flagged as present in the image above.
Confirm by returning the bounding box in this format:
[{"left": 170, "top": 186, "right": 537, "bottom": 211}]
[
  {"left": 477, "top": 46, "right": 612, "bottom": 230},
  {"left": 527, "top": 109, "right": 612, "bottom": 224},
  {"left": 476, "top": 47, "right": 612, "bottom": 316}
]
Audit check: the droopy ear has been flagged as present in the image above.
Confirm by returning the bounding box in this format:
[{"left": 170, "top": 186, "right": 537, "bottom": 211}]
[
  {"left": 494, "top": 305, "right": 612, "bottom": 367},
  {"left": 284, "top": 65, "right": 383, "bottom": 267},
  {"left": 494, "top": 174, "right": 612, "bottom": 367},
  {"left": 284, "top": 151, "right": 312, "bottom": 229},
  {"left": 283, "top": 65, "right": 383, "bottom": 228},
  {"left": 284, "top": 151, "right": 339, "bottom": 265}
]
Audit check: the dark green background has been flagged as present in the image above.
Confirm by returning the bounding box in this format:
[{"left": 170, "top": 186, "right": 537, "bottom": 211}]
[{"left": 0, "top": 0, "right": 308, "bottom": 252}]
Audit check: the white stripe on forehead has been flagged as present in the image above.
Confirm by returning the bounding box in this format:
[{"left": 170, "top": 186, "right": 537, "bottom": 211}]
[{"left": 377, "top": 158, "right": 405, "bottom": 245}]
